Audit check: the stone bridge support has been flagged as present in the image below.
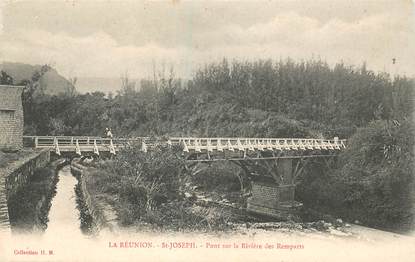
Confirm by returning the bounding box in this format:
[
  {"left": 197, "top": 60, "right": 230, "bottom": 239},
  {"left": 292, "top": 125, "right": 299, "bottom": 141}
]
[{"left": 247, "top": 158, "right": 302, "bottom": 219}]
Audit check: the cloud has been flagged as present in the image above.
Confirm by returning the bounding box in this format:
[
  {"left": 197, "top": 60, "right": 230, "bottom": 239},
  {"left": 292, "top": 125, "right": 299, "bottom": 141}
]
[
  {"left": 0, "top": 10, "right": 413, "bottom": 79},
  {"left": 190, "top": 11, "right": 414, "bottom": 76},
  {"left": 0, "top": 29, "right": 182, "bottom": 77}
]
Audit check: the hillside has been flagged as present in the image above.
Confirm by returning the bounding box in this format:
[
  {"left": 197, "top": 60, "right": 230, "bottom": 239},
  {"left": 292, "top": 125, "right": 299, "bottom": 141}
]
[{"left": 0, "top": 62, "right": 73, "bottom": 96}]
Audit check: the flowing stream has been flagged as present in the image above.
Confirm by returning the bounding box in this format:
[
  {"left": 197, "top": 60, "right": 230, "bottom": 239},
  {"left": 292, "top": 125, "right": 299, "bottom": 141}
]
[{"left": 43, "top": 165, "right": 85, "bottom": 239}]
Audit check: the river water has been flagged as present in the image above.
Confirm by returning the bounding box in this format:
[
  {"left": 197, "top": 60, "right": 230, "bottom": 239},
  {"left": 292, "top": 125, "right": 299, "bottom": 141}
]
[{"left": 43, "top": 165, "right": 86, "bottom": 239}]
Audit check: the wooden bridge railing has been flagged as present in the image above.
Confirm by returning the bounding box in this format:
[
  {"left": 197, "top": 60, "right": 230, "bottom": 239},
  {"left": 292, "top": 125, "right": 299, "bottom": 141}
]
[
  {"left": 23, "top": 136, "right": 346, "bottom": 156},
  {"left": 23, "top": 136, "right": 143, "bottom": 147},
  {"left": 168, "top": 137, "right": 346, "bottom": 152}
]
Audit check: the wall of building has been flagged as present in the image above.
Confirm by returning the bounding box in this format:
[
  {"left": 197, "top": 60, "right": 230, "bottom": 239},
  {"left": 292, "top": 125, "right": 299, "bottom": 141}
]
[{"left": 0, "top": 85, "right": 24, "bottom": 151}]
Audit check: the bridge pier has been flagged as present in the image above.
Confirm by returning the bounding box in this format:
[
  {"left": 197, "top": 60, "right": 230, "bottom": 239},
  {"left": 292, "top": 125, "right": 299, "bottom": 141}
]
[{"left": 247, "top": 158, "right": 302, "bottom": 219}]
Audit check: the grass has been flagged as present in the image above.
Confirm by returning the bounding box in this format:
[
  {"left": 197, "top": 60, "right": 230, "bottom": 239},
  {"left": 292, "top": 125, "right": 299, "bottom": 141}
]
[{"left": 81, "top": 160, "right": 239, "bottom": 232}]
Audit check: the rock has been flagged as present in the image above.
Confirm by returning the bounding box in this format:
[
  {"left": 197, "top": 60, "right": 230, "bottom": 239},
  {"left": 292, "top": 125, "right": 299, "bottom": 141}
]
[
  {"left": 323, "top": 222, "right": 332, "bottom": 228},
  {"left": 83, "top": 157, "right": 93, "bottom": 164},
  {"left": 329, "top": 228, "right": 351, "bottom": 237},
  {"left": 184, "top": 192, "right": 192, "bottom": 198},
  {"left": 314, "top": 220, "right": 326, "bottom": 231},
  {"left": 334, "top": 218, "right": 344, "bottom": 227}
]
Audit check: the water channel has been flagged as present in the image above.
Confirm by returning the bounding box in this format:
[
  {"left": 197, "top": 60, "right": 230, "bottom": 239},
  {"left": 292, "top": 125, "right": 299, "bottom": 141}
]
[{"left": 43, "top": 165, "right": 86, "bottom": 238}]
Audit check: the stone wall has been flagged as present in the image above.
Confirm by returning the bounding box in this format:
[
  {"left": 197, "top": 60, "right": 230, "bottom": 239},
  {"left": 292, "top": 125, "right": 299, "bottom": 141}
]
[
  {"left": 0, "top": 171, "right": 10, "bottom": 231},
  {"left": 247, "top": 158, "right": 302, "bottom": 218},
  {"left": 247, "top": 182, "right": 295, "bottom": 207},
  {"left": 0, "top": 149, "right": 50, "bottom": 231},
  {"left": 247, "top": 182, "right": 299, "bottom": 218},
  {"left": 5, "top": 150, "right": 51, "bottom": 198},
  {"left": 250, "top": 182, "right": 280, "bottom": 209},
  {"left": 0, "top": 85, "right": 24, "bottom": 151},
  {"left": 71, "top": 160, "right": 119, "bottom": 233}
]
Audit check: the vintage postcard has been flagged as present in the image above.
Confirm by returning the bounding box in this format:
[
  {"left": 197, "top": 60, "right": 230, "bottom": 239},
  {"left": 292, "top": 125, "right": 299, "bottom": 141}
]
[{"left": 0, "top": 0, "right": 414, "bottom": 261}]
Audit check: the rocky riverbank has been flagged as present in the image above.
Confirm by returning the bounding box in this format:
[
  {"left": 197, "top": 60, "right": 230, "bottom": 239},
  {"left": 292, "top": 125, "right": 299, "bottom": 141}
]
[
  {"left": 71, "top": 159, "right": 119, "bottom": 234},
  {"left": 7, "top": 158, "right": 67, "bottom": 233}
]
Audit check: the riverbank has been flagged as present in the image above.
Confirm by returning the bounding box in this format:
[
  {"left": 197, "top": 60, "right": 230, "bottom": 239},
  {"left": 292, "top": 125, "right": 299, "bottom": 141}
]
[
  {"left": 71, "top": 159, "right": 119, "bottom": 234},
  {"left": 7, "top": 158, "right": 67, "bottom": 233},
  {"left": 71, "top": 158, "right": 392, "bottom": 240},
  {"left": 0, "top": 149, "right": 52, "bottom": 231},
  {"left": 74, "top": 152, "right": 249, "bottom": 233}
]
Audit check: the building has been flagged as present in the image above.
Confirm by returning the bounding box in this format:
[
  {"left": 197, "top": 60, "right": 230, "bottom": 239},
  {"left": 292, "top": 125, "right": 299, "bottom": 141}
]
[{"left": 0, "top": 85, "right": 24, "bottom": 151}]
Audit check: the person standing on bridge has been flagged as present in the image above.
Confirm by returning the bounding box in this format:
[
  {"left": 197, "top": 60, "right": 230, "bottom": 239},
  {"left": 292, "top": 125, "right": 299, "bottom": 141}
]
[
  {"left": 107, "top": 128, "right": 113, "bottom": 139},
  {"left": 104, "top": 128, "right": 109, "bottom": 138}
]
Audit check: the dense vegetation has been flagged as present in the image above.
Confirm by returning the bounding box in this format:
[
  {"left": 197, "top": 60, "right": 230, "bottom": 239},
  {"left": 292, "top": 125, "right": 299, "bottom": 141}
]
[
  {"left": 297, "top": 118, "right": 414, "bottom": 232},
  {"left": 86, "top": 143, "right": 233, "bottom": 230},
  {"left": 1, "top": 57, "right": 413, "bottom": 232}
]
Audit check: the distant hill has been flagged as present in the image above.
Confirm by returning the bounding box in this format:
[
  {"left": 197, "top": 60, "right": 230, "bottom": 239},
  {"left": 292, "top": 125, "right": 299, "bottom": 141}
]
[{"left": 0, "top": 62, "right": 73, "bottom": 96}]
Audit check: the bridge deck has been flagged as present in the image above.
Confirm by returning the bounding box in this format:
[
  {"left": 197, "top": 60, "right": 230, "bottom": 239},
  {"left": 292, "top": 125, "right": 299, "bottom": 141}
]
[{"left": 23, "top": 136, "right": 346, "bottom": 159}]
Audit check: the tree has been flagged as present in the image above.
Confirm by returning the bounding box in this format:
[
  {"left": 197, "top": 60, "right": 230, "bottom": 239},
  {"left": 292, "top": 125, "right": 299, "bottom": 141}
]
[
  {"left": 0, "top": 70, "right": 13, "bottom": 85},
  {"left": 336, "top": 119, "right": 414, "bottom": 232}
]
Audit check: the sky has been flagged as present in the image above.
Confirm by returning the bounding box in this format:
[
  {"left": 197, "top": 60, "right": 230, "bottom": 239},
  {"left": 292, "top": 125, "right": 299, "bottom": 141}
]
[{"left": 0, "top": 0, "right": 414, "bottom": 80}]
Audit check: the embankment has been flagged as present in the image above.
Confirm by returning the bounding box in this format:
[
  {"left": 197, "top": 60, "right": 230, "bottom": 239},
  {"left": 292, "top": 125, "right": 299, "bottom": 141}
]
[
  {"left": 0, "top": 150, "right": 50, "bottom": 230},
  {"left": 0, "top": 149, "right": 67, "bottom": 232},
  {"left": 70, "top": 160, "right": 119, "bottom": 234},
  {"left": 7, "top": 158, "right": 68, "bottom": 233}
]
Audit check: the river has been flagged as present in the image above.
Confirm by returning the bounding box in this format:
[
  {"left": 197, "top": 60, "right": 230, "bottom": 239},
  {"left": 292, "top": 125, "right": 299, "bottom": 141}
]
[
  {"left": 43, "top": 165, "right": 86, "bottom": 239},
  {"left": 3, "top": 164, "right": 414, "bottom": 262}
]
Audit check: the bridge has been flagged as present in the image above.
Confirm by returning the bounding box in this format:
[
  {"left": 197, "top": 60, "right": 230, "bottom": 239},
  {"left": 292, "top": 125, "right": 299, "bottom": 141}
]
[
  {"left": 23, "top": 136, "right": 346, "bottom": 161},
  {"left": 21, "top": 135, "right": 346, "bottom": 219}
]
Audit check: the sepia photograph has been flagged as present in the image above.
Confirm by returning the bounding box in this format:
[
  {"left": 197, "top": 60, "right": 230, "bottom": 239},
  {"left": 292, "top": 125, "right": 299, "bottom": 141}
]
[{"left": 0, "top": 0, "right": 414, "bottom": 261}]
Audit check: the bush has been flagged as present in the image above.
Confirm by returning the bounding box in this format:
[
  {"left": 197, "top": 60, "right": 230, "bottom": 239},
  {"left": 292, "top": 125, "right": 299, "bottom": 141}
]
[
  {"left": 297, "top": 119, "right": 414, "bottom": 232},
  {"left": 91, "top": 142, "right": 237, "bottom": 231},
  {"left": 336, "top": 119, "right": 414, "bottom": 232},
  {"left": 296, "top": 119, "right": 414, "bottom": 232},
  {"left": 96, "top": 142, "right": 188, "bottom": 225}
]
